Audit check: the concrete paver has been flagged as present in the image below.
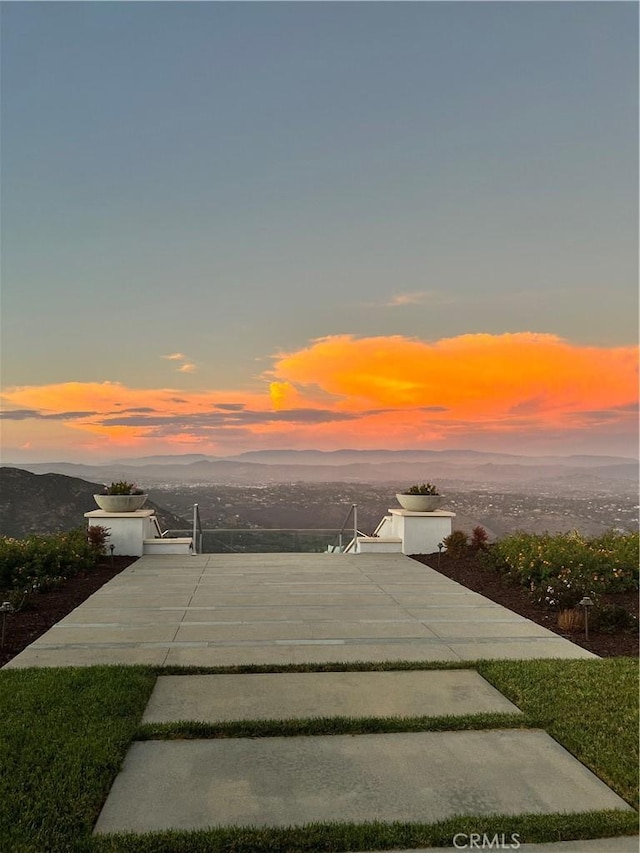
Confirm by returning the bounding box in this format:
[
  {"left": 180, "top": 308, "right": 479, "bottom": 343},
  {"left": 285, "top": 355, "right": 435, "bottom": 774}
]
[
  {"left": 449, "top": 639, "right": 595, "bottom": 660},
  {"left": 56, "top": 607, "right": 187, "bottom": 626},
  {"left": 35, "top": 625, "right": 179, "bottom": 644},
  {"left": 173, "top": 620, "right": 440, "bottom": 642},
  {"left": 162, "top": 642, "right": 465, "bottom": 667},
  {"left": 181, "top": 604, "right": 416, "bottom": 621},
  {"left": 7, "top": 647, "right": 170, "bottom": 667},
  {"left": 94, "top": 729, "right": 632, "bottom": 834},
  {"left": 408, "top": 608, "right": 518, "bottom": 620},
  {"left": 426, "top": 621, "right": 559, "bottom": 638},
  {"left": 142, "top": 670, "right": 522, "bottom": 723}
]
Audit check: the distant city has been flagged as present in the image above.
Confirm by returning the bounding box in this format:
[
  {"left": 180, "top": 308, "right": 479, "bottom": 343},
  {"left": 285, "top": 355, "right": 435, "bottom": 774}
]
[{"left": 149, "top": 481, "right": 638, "bottom": 542}]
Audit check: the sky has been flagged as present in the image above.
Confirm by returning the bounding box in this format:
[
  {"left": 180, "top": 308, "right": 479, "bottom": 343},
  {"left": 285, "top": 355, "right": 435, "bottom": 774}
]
[{"left": 1, "top": 1, "right": 638, "bottom": 462}]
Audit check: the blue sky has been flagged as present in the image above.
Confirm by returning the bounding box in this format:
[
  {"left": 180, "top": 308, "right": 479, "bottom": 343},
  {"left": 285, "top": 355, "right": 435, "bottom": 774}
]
[{"left": 1, "top": 1, "right": 638, "bottom": 460}]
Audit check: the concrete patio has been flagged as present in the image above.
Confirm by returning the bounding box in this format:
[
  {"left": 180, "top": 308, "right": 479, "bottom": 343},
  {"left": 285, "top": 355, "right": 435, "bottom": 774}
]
[{"left": 5, "top": 552, "right": 596, "bottom": 668}]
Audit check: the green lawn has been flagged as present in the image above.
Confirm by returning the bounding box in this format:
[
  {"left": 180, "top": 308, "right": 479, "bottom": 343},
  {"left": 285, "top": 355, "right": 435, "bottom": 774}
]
[{"left": 1, "top": 659, "right": 637, "bottom": 853}]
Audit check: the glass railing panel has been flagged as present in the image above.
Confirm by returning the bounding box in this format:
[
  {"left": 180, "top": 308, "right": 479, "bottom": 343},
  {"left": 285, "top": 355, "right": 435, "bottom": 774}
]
[{"left": 165, "top": 528, "right": 342, "bottom": 554}]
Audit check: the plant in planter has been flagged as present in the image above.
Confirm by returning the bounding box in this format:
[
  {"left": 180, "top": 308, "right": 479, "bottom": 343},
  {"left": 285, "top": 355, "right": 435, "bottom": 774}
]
[
  {"left": 102, "top": 481, "right": 144, "bottom": 496},
  {"left": 396, "top": 483, "right": 444, "bottom": 511},
  {"left": 93, "top": 481, "right": 148, "bottom": 512}
]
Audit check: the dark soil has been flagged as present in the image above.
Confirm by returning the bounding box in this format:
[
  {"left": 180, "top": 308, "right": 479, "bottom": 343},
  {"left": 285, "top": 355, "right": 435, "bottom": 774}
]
[
  {"left": 1, "top": 552, "right": 637, "bottom": 666},
  {"left": 412, "top": 551, "right": 639, "bottom": 659}
]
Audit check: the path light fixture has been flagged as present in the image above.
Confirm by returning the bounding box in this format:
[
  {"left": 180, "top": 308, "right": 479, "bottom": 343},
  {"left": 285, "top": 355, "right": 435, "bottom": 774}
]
[
  {"left": 579, "top": 596, "right": 594, "bottom": 642},
  {"left": 109, "top": 543, "right": 115, "bottom": 566},
  {"left": 1, "top": 601, "right": 15, "bottom": 649},
  {"left": 437, "top": 542, "right": 444, "bottom": 569}
]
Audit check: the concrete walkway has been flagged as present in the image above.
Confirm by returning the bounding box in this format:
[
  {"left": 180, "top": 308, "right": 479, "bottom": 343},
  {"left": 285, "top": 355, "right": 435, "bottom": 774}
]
[{"left": 5, "top": 553, "right": 596, "bottom": 668}]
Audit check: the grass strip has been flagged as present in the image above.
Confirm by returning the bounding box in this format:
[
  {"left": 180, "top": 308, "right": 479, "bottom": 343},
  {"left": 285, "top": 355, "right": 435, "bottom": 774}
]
[
  {"left": 154, "top": 659, "right": 478, "bottom": 675},
  {"left": 137, "top": 711, "right": 525, "bottom": 741},
  {"left": 88, "top": 811, "right": 639, "bottom": 853}
]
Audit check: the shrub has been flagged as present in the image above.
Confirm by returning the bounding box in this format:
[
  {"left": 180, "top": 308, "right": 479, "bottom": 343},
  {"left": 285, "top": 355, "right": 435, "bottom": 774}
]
[
  {"left": 87, "top": 525, "right": 110, "bottom": 556},
  {"left": 557, "top": 608, "right": 584, "bottom": 633},
  {"left": 443, "top": 530, "right": 469, "bottom": 559},
  {"left": 470, "top": 525, "right": 489, "bottom": 551},
  {"left": 592, "top": 604, "right": 639, "bottom": 634}
]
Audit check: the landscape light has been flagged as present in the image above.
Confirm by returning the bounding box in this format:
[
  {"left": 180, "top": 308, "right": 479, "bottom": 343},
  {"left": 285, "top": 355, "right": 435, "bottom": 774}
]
[
  {"left": 1, "top": 601, "right": 15, "bottom": 648},
  {"left": 579, "top": 596, "right": 594, "bottom": 642}
]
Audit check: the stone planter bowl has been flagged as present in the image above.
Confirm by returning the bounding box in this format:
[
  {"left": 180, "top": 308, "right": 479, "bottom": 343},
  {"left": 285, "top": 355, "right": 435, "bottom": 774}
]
[
  {"left": 396, "top": 493, "right": 444, "bottom": 512},
  {"left": 93, "top": 494, "right": 148, "bottom": 512}
]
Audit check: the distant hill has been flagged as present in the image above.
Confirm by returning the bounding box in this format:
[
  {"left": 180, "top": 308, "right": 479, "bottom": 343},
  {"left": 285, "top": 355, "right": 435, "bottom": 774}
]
[
  {"left": 111, "top": 453, "right": 221, "bottom": 466},
  {"left": 227, "top": 449, "right": 638, "bottom": 467},
  {"left": 0, "top": 468, "right": 188, "bottom": 539}
]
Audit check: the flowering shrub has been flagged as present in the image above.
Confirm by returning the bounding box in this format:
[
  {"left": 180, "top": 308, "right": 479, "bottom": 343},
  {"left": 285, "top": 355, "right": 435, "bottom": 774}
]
[
  {"left": 488, "top": 529, "right": 639, "bottom": 610},
  {"left": 0, "top": 529, "right": 97, "bottom": 594}
]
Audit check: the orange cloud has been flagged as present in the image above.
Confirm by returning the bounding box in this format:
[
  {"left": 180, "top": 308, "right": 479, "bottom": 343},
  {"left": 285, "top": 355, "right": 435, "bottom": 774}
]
[
  {"left": 270, "top": 333, "right": 638, "bottom": 422},
  {"left": 1, "top": 333, "right": 637, "bottom": 456}
]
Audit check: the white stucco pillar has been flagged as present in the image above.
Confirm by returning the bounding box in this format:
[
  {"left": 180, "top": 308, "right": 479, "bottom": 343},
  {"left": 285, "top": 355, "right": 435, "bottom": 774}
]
[{"left": 387, "top": 509, "right": 456, "bottom": 554}]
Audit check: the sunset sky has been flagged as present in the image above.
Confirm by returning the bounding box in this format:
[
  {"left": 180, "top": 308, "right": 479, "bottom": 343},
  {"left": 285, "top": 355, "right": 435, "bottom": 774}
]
[{"left": 1, "top": 2, "right": 638, "bottom": 462}]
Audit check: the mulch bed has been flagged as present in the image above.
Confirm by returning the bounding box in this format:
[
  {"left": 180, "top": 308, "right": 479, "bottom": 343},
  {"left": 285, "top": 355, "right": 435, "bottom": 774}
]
[
  {"left": 1, "top": 552, "right": 637, "bottom": 666},
  {"left": 411, "top": 551, "right": 639, "bottom": 659},
  {"left": 0, "top": 557, "right": 137, "bottom": 667}
]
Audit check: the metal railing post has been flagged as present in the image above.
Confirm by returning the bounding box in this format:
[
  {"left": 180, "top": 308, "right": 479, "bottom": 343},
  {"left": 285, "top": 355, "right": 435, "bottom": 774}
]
[
  {"left": 193, "top": 504, "right": 199, "bottom": 555},
  {"left": 352, "top": 504, "right": 358, "bottom": 548}
]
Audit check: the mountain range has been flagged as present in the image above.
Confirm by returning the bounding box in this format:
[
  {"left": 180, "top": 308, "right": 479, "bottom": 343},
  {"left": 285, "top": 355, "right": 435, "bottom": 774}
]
[{"left": 3, "top": 449, "right": 637, "bottom": 493}]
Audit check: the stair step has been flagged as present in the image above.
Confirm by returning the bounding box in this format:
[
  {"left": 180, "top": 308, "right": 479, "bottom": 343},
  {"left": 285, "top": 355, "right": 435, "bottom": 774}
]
[
  {"left": 143, "top": 538, "right": 192, "bottom": 555},
  {"left": 356, "top": 536, "right": 402, "bottom": 553}
]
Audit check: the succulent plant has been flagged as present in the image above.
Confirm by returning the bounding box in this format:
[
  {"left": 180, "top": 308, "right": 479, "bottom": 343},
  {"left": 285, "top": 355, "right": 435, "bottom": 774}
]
[
  {"left": 101, "top": 481, "right": 144, "bottom": 496},
  {"left": 402, "top": 483, "right": 439, "bottom": 496}
]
